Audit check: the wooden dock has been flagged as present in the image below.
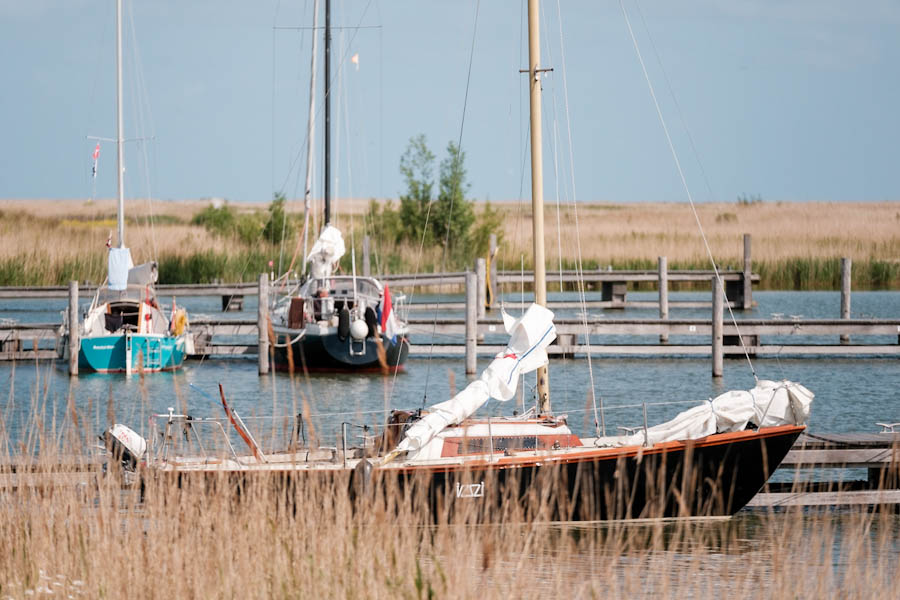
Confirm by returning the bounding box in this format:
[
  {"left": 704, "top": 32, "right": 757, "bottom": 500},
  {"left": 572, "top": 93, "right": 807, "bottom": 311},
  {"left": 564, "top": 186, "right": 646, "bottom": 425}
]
[
  {"left": 2, "top": 314, "right": 899, "bottom": 364},
  {"left": 1, "top": 248, "right": 895, "bottom": 375}
]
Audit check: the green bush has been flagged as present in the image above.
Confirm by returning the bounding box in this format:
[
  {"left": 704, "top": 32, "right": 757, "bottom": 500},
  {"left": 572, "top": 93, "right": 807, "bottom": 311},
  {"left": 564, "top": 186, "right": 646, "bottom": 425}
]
[{"left": 191, "top": 203, "right": 237, "bottom": 236}]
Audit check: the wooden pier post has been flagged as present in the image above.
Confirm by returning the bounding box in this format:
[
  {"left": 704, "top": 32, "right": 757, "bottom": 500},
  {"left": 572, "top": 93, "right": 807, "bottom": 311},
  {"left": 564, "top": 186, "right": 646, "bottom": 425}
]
[
  {"left": 465, "top": 271, "right": 477, "bottom": 374},
  {"left": 68, "top": 280, "right": 79, "bottom": 376},
  {"left": 488, "top": 233, "right": 498, "bottom": 310},
  {"left": 712, "top": 277, "right": 724, "bottom": 378},
  {"left": 475, "top": 258, "right": 486, "bottom": 320},
  {"left": 362, "top": 235, "right": 371, "bottom": 278},
  {"left": 742, "top": 233, "right": 753, "bottom": 310},
  {"left": 658, "top": 256, "right": 669, "bottom": 343},
  {"left": 258, "top": 273, "right": 269, "bottom": 375},
  {"left": 841, "top": 257, "right": 851, "bottom": 344}
]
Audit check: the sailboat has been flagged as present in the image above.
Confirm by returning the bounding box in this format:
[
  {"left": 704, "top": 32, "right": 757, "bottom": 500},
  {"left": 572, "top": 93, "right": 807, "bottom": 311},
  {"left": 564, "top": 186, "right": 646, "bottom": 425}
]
[
  {"left": 104, "top": 0, "right": 811, "bottom": 520},
  {"left": 76, "top": 0, "right": 192, "bottom": 374},
  {"left": 269, "top": 0, "right": 409, "bottom": 373}
]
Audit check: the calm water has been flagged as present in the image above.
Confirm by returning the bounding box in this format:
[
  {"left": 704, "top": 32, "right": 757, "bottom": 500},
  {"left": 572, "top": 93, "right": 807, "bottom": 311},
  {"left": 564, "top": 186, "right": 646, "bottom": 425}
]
[{"left": 1, "top": 291, "right": 898, "bottom": 445}]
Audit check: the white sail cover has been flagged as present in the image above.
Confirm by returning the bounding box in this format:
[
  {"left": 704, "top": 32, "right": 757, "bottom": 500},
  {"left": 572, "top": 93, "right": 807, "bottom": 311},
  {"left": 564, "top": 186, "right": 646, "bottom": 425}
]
[
  {"left": 594, "top": 380, "right": 814, "bottom": 447},
  {"left": 391, "top": 303, "right": 557, "bottom": 458},
  {"left": 108, "top": 247, "right": 134, "bottom": 291},
  {"left": 307, "top": 225, "right": 345, "bottom": 279}
]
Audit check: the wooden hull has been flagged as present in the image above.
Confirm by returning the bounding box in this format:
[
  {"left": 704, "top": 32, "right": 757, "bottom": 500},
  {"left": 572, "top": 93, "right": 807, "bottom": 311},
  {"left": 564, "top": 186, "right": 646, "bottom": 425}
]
[
  {"left": 149, "top": 425, "right": 803, "bottom": 522},
  {"left": 379, "top": 425, "right": 805, "bottom": 521}
]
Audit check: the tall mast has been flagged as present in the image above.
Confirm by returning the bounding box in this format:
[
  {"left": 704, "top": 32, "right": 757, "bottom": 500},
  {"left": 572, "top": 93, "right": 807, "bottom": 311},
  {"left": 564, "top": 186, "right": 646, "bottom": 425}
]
[
  {"left": 116, "top": 0, "right": 125, "bottom": 248},
  {"left": 323, "top": 0, "right": 331, "bottom": 226},
  {"left": 301, "top": 0, "right": 320, "bottom": 272},
  {"left": 527, "top": 0, "right": 550, "bottom": 413}
]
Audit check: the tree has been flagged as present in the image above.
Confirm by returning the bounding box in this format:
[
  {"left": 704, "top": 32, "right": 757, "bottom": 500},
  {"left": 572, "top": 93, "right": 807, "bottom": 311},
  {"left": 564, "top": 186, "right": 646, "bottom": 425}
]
[
  {"left": 432, "top": 140, "right": 474, "bottom": 248},
  {"left": 263, "top": 192, "right": 290, "bottom": 244},
  {"left": 398, "top": 134, "right": 435, "bottom": 244}
]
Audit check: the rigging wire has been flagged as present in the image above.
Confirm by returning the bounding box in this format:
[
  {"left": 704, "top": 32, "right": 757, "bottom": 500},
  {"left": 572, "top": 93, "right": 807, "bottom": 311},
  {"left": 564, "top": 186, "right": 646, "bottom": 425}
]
[
  {"left": 619, "top": 0, "right": 758, "bottom": 383},
  {"left": 550, "top": 0, "right": 604, "bottom": 436},
  {"left": 125, "top": 2, "right": 159, "bottom": 262},
  {"left": 416, "top": 0, "right": 482, "bottom": 408}
]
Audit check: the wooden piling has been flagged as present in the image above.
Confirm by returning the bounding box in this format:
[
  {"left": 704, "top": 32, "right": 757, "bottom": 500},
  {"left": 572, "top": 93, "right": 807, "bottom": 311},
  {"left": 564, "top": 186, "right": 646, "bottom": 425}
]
[
  {"left": 465, "top": 271, "right": 477, "bottom": 374},
  {"left": 258, "top": 273, "right": 269, "bottom": 375},
  {"left": 362, "top": 235, "right": 371, "bottom": 277},
  {"left": 475, "top": 258, "right": 486, "bottom": 320},
  {"left": 488, "top": 233, "right": 498, "bottom": 310},
  {"left": 712, "top": 277, "right": 723, "bottom": 377},
  {"left": 68, "top": 280, "right": 79, "bottom": 376},
  {"left": 841, "top": 257, "right": 851, "bottom": 344},
  {"left": 743, "top": 233, "right": 753, "bottom": 310},
  {"left": 658, "top": 256, "right": 669, "bottom": 343}
]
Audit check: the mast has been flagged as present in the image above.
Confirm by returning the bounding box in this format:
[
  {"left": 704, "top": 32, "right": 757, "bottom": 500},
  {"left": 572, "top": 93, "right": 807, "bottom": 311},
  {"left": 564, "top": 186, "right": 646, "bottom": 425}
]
[
  {"left": 323, "top": 0, "right": 331, "bottom": 226},
  {"left": 116, "top": 0, "right": 125, "bottom": 248},
  {"left": 527, "top": 0, "right": 550, "bottom": 413},
  {"left": 302, "top": 0, "right": 320, "bottom": 273}
]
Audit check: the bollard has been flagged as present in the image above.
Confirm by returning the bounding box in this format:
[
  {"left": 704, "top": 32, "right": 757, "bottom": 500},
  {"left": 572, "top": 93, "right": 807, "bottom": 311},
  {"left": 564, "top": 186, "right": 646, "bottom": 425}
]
[
  {"left": 658, "top": 256, "right": 669, "bottom": 343},
  {"left": 742, "top": 233, "right": 753, "bottom": 310},
  {"left": 258, "top": 273, "right": 269, "bottom": 375},
  {"left": 362, "top": 235, "right": 371, "bottom": 278},
  {"left": 68, "top": 280, "right": 79, "bottom": 376},
  {"left": 465, "top": 271, "right": 477, "bottom": 374},
  {"left": 840, "top": 257, "right": 851, "bottom": 344},
  {"left": 712, "top": 276, "right": 723, "bottom": 378}
]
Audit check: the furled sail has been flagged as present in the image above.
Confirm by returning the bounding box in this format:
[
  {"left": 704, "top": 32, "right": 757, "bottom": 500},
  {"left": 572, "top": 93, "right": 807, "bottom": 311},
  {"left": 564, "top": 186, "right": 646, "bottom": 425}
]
[
  {"left": 307, "top": 225, "right": 345, "bottom": 279},
  {"left": 385, "top": 303, "right": 557, "bottom": 462},
  {"left": 594, "top": 380, "right": 814, "bottom": 448}
]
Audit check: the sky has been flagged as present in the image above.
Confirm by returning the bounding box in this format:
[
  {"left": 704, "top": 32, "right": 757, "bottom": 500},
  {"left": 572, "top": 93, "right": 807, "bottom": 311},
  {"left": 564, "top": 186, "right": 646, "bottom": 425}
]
[{"left": 1, "top": 0, "right": 899, "bottom": 205}]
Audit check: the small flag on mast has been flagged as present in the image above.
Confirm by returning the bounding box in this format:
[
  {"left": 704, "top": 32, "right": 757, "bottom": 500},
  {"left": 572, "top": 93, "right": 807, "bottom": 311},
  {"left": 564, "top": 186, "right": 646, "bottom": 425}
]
[{"left": 91, "top": 143, "right": 100, "bottom": 178}]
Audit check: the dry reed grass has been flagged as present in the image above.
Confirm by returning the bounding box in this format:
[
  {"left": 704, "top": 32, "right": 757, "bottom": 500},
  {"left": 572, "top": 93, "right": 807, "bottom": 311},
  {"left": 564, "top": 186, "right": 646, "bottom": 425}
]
[
  {"left": 493, "top": 201, "right": 900, "bottom": 268},
  {"left": 1, "top": 371, "right": 899, "bottom": 599},
  {"left": 2, "top": 199, "right": 898, "bottom": 288}
]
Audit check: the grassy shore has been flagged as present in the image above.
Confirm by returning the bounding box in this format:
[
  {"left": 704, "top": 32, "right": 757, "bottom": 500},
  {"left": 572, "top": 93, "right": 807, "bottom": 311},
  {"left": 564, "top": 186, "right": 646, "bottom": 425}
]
[{"left": 1, "top": 198, "right": 898, "bottom": 289}]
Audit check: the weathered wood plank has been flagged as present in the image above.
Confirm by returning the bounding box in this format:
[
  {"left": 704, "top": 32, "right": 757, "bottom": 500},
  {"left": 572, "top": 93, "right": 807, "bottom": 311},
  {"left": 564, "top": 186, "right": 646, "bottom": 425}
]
[
  {"left": 781, "top": 448, "right": 899, "bottom": 468},
  {"left": 747, "top": 490, "right": 900, "bottom": 507}
]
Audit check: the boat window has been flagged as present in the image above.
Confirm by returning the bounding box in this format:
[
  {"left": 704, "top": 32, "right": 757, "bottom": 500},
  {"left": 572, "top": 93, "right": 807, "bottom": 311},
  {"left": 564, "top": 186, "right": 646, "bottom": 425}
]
[{"left": 456, "top": 436, "right": 538, "bottom": 455}]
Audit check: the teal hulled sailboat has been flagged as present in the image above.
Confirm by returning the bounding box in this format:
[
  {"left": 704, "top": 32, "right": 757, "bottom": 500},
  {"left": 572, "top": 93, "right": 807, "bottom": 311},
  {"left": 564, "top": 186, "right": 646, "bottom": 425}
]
[{"left": 76, "top": 0, "right": 191, "bottom": 374}]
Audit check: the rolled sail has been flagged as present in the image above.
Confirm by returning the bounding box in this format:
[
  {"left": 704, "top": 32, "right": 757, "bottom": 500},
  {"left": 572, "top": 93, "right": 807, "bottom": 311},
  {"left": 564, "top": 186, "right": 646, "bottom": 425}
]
[{"left": 389, "top": 303, "right": 557, "bottom": 460}]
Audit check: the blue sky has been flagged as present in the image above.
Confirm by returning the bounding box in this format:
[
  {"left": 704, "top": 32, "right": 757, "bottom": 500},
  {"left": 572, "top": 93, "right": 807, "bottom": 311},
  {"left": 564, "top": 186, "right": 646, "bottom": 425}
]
[{"left": 1, "top": 0, "right": 898, "bottom": 205}]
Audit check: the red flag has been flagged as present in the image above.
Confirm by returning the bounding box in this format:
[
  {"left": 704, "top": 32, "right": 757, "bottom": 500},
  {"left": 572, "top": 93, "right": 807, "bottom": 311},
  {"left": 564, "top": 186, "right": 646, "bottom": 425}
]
[
  {"left": 91, "top": 143, "right": 100, "bottom": 178},
  {"left": 380, "top": 284, "right": 398, "bottom": 343}
]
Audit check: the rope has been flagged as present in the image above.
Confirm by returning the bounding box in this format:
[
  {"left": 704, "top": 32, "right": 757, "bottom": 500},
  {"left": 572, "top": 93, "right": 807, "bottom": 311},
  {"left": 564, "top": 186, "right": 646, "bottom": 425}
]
[
  {"left": 619, "top": 0, "right": 758, "bottom": 383},
  {"left": 550, "top": 0, "right": 604, "bottom": 436},
  {"left": 418, "top": 0, "right": 482, "bottom": 407}
]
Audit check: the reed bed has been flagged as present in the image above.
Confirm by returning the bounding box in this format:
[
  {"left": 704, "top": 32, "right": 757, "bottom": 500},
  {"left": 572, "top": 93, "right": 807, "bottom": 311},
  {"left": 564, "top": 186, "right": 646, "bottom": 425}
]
[
  {"left": 2, "top": 199, "right": 898, "bottom": 289},
  {"left": 1, "top": 368, "right": 899, "bottom": 599}
]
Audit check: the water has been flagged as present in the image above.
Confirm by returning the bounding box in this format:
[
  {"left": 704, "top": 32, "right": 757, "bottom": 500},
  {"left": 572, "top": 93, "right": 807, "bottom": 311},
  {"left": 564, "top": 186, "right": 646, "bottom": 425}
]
[{"left": 1, "top": 291, "right": 898, "bottom": 446}]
